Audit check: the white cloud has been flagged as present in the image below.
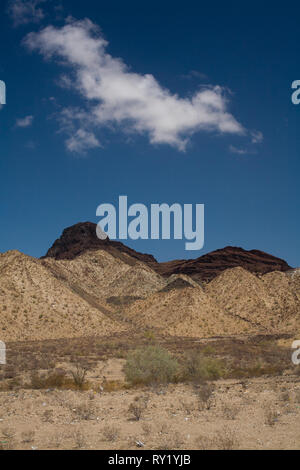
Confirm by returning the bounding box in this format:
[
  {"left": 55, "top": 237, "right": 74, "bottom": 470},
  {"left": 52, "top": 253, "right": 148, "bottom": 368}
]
[
  {"left": 8, "top": 0, "right": 46, "bottom": 27},
  {"left": 229, "top": 145, "right": 248, "bottom": 155},
  {"left": 66, "top": 129, "right": 101, "bottom": 154},
  {"left": 24, "top": 19, "right": 246, "bottom": 153},
  {"left": 15, "top": 115, "right": 34, "bottom": 127},
  {"left": 181, "top": 70, "right": 208, "bottom": 81},
  {"left": 251, "top": 130, "right": 264, "bottom": 144}
]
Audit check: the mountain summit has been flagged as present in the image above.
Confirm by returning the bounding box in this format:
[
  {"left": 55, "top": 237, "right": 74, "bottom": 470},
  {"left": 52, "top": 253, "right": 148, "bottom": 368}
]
[
  {"left": 43, "top": 222, "right": 157, "bottom": 265},
  {"left": 43, "top": 222, "right": 292, "bottom": 283}
]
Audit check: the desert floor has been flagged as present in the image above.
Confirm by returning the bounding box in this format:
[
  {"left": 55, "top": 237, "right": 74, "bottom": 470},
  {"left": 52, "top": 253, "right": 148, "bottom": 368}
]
[{"left": 0, "top": 333, "right": 299, "bottom": 450}]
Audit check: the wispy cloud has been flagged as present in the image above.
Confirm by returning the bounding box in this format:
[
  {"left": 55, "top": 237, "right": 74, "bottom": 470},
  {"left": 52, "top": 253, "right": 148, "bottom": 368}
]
[
  {"left": 229, "top": 145, "right": 249, "bottom": 155},
  {"left": 251, "top": 130, "right": 264, "bottom": 144},
  {"left": 24, "top": 19, "right": 246, "bottom": 154},
  {"left": 15, "top": 115, "right": 34, "bottom": 128},
  {"left": 181, "top": 70, "right": 208, "bottom": 81},
  {"left": 8, "top": 0, "right": 46, "bottom": 27},
  {"left": 229, "top": 129, "right": 263, "bottom": 156},
  {"left": 66, "top": 129, "right": 101, "bottom": 154}
]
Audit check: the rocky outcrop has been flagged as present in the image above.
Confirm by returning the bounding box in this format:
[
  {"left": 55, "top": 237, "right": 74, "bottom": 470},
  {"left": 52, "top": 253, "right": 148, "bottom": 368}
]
[{"left": 43, "top": 223, "right": 292, "bottom": 283}]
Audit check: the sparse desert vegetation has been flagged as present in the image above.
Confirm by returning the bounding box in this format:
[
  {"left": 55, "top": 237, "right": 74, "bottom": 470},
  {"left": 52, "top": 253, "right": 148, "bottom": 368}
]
[{"left": 0, "top": 333, "right": 299, "bottom": 450}]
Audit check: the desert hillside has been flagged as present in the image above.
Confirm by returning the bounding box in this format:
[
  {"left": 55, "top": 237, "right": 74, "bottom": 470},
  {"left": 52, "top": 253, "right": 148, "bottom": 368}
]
[
  {"left": 0, "top": 223, "right": 298, "bottom": 342},
  {"left": 0, "top": 251, "right": 125, "bottom": 342}
]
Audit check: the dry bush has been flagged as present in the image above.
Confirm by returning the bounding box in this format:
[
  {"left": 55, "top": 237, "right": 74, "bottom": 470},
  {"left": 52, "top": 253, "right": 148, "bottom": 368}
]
[
  {"left": 128, "top": 395, "right": 149, "bottom": 421},
  {"left": 51, "top": 432, "right": 65, "bottom": 449},
  {"left": 29, "top": 371, "right": 46, "bottom": 389},
  {"left": 213, "top": 426, "right": 238, "bottom": 450},
  {"left": 70, "top": 364, "right": 89, "bottom": 390},
  {"left": 1, "top": 427, "right": 15, "bottom": 440},
  {"left": 29, "top": 369, "right": 66, "bottom": 390},
  {"left": 72, "top": 429, "right": 87, "bottom": 449},
  {"left": 264, "top": 405, "right": 278, "bottom": 426},
  {"left": 180, "top": 399, "right": 196, "bottom": 415},
  {"left": 142, "top": 422, "right": 152, "bottom": 436},
  {"left": 222, "top": 403, "right": 240, "bottom": 420},
  {"left": 43, "top": 409, "right": 54, "bottom": 423},
  {"left": 195, "top": 382, "right": 215, "bottom": 410},
  {"left": 124, "top": 346, "right": 179, "bottom": 386},
  {"left": 102, "top": 425, "right": 120, "bottom": 442},
  {"left": 280, "top": 391, "right": 290, "bottom": 403},
  {"left": 73, "top": 402, "right": 96, "bottom": 421},
  {"left": 21, "top": 430, "right": 35, "bottom": 444},
  {"left": 196, "top": 426, "right": 238, "bottom": 450},
  {"left": 157, "top": 432, "right": 185, "bottom": 450},
  {"left": 157, "top": 421, "right": 169, "bottom": 435}
]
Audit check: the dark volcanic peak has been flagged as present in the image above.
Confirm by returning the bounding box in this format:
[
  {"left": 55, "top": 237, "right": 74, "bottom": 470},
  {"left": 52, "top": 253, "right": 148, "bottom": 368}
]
[
  {"left": 43, "top": 222, "right": 292, "bottom": 283},
  {"left": 43, "top": 222, "right": 157, "bottom": 265},
  {"left": 156, "top": 246, "right": 292, "bottom": 282}
]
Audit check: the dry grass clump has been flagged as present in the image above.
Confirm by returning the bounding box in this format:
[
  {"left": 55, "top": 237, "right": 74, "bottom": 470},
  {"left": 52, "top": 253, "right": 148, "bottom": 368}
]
[
  {"left": 222, "top": 403, "right": 240, "bottom": 420},
  {"left": 141, "top": 422, "right": 152, "bottom": 436},
  {"left": 213, "top": 426, "right": 238, "bottom": 450},
  {"left": 1, "top": 427, "right": 15, "bottom": 440},
  {"left": 21, "top": 430, "right": 35, "bottom": 444},
  {"left": 72, "top": 402, "right": 96, "bottom": 421},
  {"left": 194, "top": 382, "right": 215, "bottom": 410},
  {"left": 196, "top": 426, "right": 238, "bottom": 450},
  {"left": 72, "top": 428, "right": 87, "bottom": 449},
  {"left": 50, "top": 432, "right": 65, "bottom": 449},
  {"left": 264, "top": 404, "right": 278, "bottom": 426},
  {"left": 157, "top": 431, "right": 185, "bottom": 450},
  {"left": 180, "top": 399, "right": 196, "bottom": 415},
  {"left": 70, "top": 363, "right": 89, "bottom": 390},
  {"left": 128, "top": 395, "right": 149, "bottom": 421},
  {"left": 102, "top": 425, "right": 120, "bottom": 442}
]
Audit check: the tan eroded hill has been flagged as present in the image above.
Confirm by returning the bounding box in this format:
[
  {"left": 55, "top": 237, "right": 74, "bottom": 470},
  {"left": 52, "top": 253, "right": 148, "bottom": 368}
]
[
  {"left": 123, "top": 284, "right": 254, "bottom": 338},
  {"left": 261, "top": 271, "right": 300, "bottom": 331},
  {"left": 0, "top": 251, "right": 125, "bottom": 342},
  {"left": 205, "top": 267, "right": 300, "bottom": 332},
  {"left": 42, "top": 249, "right": 166, "bottom": 302}
]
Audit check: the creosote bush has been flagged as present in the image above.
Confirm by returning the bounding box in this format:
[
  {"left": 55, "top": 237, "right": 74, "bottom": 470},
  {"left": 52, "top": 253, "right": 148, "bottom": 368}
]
[
  {"left": 183, "top": 351, "right": 225, "bottom": 382},
  {"left": 124, "top": 346, "right": 179, "bottom": 386}
]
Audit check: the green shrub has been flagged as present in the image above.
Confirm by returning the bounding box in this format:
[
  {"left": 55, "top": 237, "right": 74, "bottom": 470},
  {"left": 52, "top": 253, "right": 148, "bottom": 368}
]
[
  {"left": 124, "top": 346, "right": 179, "bottom": 385},
  {"left": 183, "top": 351, "right": 225, "bottom": 382}
]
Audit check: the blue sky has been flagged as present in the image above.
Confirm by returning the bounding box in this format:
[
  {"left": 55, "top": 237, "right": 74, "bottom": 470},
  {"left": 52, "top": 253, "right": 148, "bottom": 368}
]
[{"left": 0, "top": 0, "right": 299, "bottom": 266}]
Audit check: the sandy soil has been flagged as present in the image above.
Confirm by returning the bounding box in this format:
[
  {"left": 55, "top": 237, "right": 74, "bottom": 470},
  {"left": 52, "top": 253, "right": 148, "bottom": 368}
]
[{"left": 1, "top": 359, "right": 300, "bottom": 451}]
